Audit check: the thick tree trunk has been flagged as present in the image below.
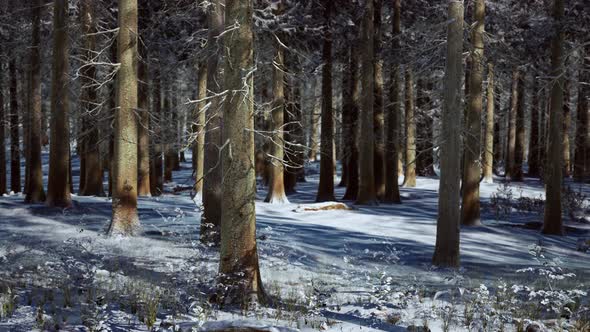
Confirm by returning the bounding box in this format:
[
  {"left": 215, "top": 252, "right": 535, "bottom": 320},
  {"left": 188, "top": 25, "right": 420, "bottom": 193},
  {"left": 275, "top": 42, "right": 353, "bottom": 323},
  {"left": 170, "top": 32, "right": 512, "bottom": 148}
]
[
  {"left": 513, "top": 71, "right": 525, "bottom": 181},
  {"left": 404, "top": 68, "right": 416, "bottom": 187},
  {"left": 505, "top": 70, "right": 519, "bottom": 179},
  {"left": 528, "top": 77, "right": 540, "bottom": 177},
  {"left": 80, "top": 0, "right": 104, "bottom": 197},
  {"left": 46, "top": 0, "right": 71, "bottom": 207},
  {"left": 542, "top": 0, "right": 564, "bottom": 235},
  {"left": 342, "top": 45, "right": 360, "bottom": 201},
  {"left": 193, "top": 62, "right": 207, "bottom": 198},
  {"left": 25, "top": 0, "right": 46, "bottom": 203},
  {"left": 383, "top": 0, "right": 401, "bottom": 204},
  {"left": 373, "top": 0, "right": 385, "bottom": 199},
  {"left": 265, "top": 37, "right": 289, "bottom": 204},
  {"left": 9, "top": 60, "right": 20, "bottom": 194},
  {"left": 356, "top": 0, "right": 377, "bottom": 205},
  {"left": 432, "top": 0, "right": 463, "bottom": 268},
  {"left": 108, "top": 0, "right": 140, "bottom": 235},
  {"left": 483, "top": 63, "right": 495, "bottom": 182},
  {"left": 562, "top": 80, "right": 571, "bottom": 177},
  {"left": 316, "top": 1, "right": 335, "bottom": 202},
  {"left": 218, "top": 0, "right": 263, "bottom": 303},
  {"left": 201, "top": 0, "right": 224, "bottom": 245},
  {"left": 461, "top": 0, "right": 484, "bottom": 226}
]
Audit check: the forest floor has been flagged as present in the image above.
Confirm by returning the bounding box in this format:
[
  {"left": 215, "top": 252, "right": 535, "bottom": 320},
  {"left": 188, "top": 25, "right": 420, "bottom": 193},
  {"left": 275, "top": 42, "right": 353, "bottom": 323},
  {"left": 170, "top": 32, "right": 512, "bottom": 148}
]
[{"left": 0, "top": 152, "right": 589, "bottom": 332}]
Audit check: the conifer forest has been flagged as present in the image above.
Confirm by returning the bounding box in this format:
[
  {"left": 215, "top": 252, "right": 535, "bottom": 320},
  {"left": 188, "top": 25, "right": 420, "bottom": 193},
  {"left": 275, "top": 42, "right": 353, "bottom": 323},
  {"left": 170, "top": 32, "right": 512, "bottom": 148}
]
[{"left": 0, "top": 0, "right": 590, "bottom": 331}]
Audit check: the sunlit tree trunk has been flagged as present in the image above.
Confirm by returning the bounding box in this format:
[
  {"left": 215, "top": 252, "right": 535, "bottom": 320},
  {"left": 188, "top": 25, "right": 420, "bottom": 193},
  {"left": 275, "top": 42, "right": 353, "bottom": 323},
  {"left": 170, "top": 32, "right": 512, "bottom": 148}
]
[
  {"left": 137, "top": 7, "right": 150, "bottom": 197},
  {"left": 543, "top": 0, "right": 564, "bottom": 235},
  {"left": 383, "top": 0, "right": 401, "bottom": 204},
  {"left": 308, "top": 77, "right": 320, "bottom": 162},
  {"left": 108, "top": 0, "right": 140, "bottom": 235},
  {"left": 265, "top": 36, "right": 288, "bottom": 204},
  {"left": 483, "top": 63, "right": 495, "bottom": 182},
  {"left": 528, "top": 77, "right": 540, "bottom": 177},
  {"left": 433, "top": 0, "right": 463, "bottom": 268},
  {"left": 25, "top": 0, "right": 46, "bottom": 203},
  {"left": 192, "top": 62, "right": 207, "bottom": 198},
  {"left": 404, "top": 68, "right": 416, "bottom": 187},
  {"left": 201, "top": 0, "right": 224, "bottom": 245},
  {"left": 46, "top": 0, "right": 71, "bottom": 207},
  {"left": 505, "top": 70, "right": 518, "bottom": 179},
  {"left": 356, "top": 0, "right": 377, "bottom": 205},
  {"left": 373, "top": 0, "right": 386, "bottom": 199},
  {"left": 218, "top": 0, "right": 263, "bottom": 303},
  {"left": 342, "top": 45, "right": 360, "bottom": 201}
]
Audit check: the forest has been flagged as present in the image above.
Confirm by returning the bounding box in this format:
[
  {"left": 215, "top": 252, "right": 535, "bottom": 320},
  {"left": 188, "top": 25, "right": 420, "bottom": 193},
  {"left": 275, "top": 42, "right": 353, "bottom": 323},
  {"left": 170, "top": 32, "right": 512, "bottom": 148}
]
[{"left": 0, "top": 0, "right": 589, "bottom": 331}]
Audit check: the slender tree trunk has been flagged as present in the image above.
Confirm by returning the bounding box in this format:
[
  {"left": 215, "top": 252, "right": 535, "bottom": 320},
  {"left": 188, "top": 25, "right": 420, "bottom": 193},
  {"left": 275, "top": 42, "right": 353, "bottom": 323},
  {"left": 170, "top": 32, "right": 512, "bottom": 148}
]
[
  {"left": 416, "top": 78, "right": 434, "bottom": 176},
  {"left": 218, "top": 0, "right": 263, "bottom": 303},
  {"left": 542, "top": 0, "right": 564, "bottom": 235},
  {"left": 383, "top": 0, "right": 401, "bottom": 204},
  {"left": 201, "top": 0, "right": 224, "bottom": 245},
  {"left": 108, "top": 42, "right": 117, "bottom": 197},
  {"left": 461, "top": 0, "right": 484, "bottom": 225},
  {"left": 265, "top": 36, "right": 288, "bottom": 203},
  {"left": 483, "top": 63, "right": 495, "bottom": 182},
  {"left": 150, "top": 63, "right": 164, "bottom": 196},
  {"left": 308, "top": 77, "right": 320, "bottom": 162},
  {"left": 193, "top": 62, "right": 207, "bottom": 198},
  {"left": 316, "top": 0, "right": 335, "bottom": 202},
  {"left": 25, "top": 0, "right": 45, "bottom": 203},
  {"left": 80, "top": 0, "right": 104, "bottom": 197},
  {"left": 574, "top": 45, "right": 589, "bottom": 182},
  {"left": 373, "top": 0, "right": 386, "bottom": 199},
  {"left": 46, "top": 0, "right": 71, "bottom": 207},
  {"left": 9, "top": 60, "right": 20, "bottom": 194},
  {"left": 505, "top": 70, "right": 519, "bottom": 179},
  {"left": 528, "top": 77, "right": 540, "bottom": 177},
  {"left": 137, "top": 15, "right": 150, "bottom": 196},
  {"left": 513, "top": 71, "right": 525, "bottom": 181},
  {"left": 404, "top": 68, "right": 416, "bottom": 187},
  {"left": 23, "top": 72, "right": 30, "bottom": 195},
  {"left": 357, "top": 0, "right": 378, "bottom": 205},
  {"left": 342, "top": 45, "right": 360, "bottom": 200},
  {"left": 539, "top": 91, "right": 547, "bottom": 175},
  {"left": 562, "top": 79, "right": 571, "bottom": 177},
  {"left": 433, "top": 0, "right": 463, "bottom": 268},
  {"left": 108, "top": 0, "right": 139, "bottom": 235},
  {"left": 0, "top": 63, "right": 5, "bottom": 195}
]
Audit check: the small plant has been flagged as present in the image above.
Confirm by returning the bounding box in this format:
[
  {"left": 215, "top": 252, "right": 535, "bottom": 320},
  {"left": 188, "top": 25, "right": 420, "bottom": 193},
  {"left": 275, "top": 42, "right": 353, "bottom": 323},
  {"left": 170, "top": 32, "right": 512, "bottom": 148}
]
[
  {"left": 490, "top": 182, "right": 513, "bottom": 220},
  {"left": 562, "top": 185, "right": 588, "bottom": 222}
]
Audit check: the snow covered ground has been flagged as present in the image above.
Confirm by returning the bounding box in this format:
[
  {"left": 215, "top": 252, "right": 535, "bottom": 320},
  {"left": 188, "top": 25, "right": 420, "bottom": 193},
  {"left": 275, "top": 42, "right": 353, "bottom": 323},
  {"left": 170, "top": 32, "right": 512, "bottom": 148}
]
[{"left": 0, "top": 151, "right": 589, "bottom": 331}]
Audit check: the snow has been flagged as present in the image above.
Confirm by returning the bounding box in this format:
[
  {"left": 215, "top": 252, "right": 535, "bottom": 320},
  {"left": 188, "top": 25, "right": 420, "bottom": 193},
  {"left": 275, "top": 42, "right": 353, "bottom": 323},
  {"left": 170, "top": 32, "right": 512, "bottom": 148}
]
[{"left": 0, "top": 151, "right": 588, "bottom": 331}]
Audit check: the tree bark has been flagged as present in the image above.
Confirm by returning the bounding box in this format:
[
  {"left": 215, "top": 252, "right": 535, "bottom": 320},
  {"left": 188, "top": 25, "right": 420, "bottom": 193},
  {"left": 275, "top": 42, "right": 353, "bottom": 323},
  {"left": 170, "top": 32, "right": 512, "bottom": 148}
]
[
  {"left": 574, "top": 45, "right": 589, "bottom": 182},
  {"left": 150, "top": 63, "right": 164, "bottom": 196},
  {"left": 46, "top": 0, "right": 71, "bottom": 207},
  {"left": 9, "top": 60, "right": 20, "bottom": 194},
  {"left": 505, "top": 70, "right": 519, "bottom": 179},
  {"left": 0, "top": 60, "right": 5, "bottom": 195},
  {"left": 316, "top": 0, "right": 335, "bottom": 202},
  {"left": 432, "top": 0, "right": 463, "bottom": 268},
  {"left": 527, "top": 77, "right": 540, "bottom": 177},
  {"left": 562, "top": 79, "right": 571, "bottom": 177},
  {"left": 192, "top": 62, "right": 207, "bottom": 198},
  {"left": 483, "top": 63, "right": 495, "bottom": 182},
  {"left": 383, "top": 0, "right": 401, "bottom": 204},
  {"left": 201, "top": 0, "right": 224, "bottom": 245},
  {"left": 542, "top": 0, "right": 564, "bottom": 235},
  {"left": 108, "top": 0, "right": 140, "bottom": 235},
  {"left": 265, "top": 36, "right": 289, "bottom": 204},
  {"left": 356, "top": 0, "right": 377, "bottom": 205},
  {"left": 373, "top": 0, "right": 386, "bottom": 199},
  {"left": 218, "top": 0, "right": 263, "bottom": 303},
  {"left": 137, "top": 10, "right": 150, "bottom": 196},
  {"left": 342, "top": 45, "right": 360, "bottom": 201},
  {"left": 308, "top": 77, "right": 320, "bottom": 162},
  {"left": 513, "top": 71, "right": 525, "bottom": 181},
  {"left": 25, "top": 0, "right": 46, "bottom": 203},
  {"left": 404, "top": 68, "right": 416, "bottom": 187},
  {"left": 416, "top": 78, "right": 435, "bottom": 177},
  {"left": 461, "top": 0, "right": 484, "bottom": 226}
]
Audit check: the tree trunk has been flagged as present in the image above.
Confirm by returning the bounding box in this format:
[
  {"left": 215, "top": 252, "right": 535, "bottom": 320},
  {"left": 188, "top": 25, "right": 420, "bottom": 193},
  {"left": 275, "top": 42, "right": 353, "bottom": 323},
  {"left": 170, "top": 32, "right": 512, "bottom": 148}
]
[
  {"left": 373, "top": 0, "right": 385, "bottom": 199},
  {"left": 265, "top": 37, "right": 289, "bottom": 204},
  {"left": 164, "top": 93, "right": 174, "bottom": 183},
  {"left": 25, "top": 0, "right": 46, "bottom": 203},
  {"left": 150, "top": 63, "right": 164, "bottom": 196},
  {"left": 542, "top": 0, "right": 564, "bottom": 235},
  {"left": 574, "top": 45, "right": 589, "bottom": 182},
  {"left": 201, "top": 0, "right": 224, "bottom": 245},
  {"left": 356, "top": 0, "right": 377, "bottom": 205},
  {"left": 108, "top": 0, "right": 139, "bottom": 235},
  {"left": 9, "top": 60, "right": 20, "bottom": 194},
  {"left": 218, "top": 0, "right": 263, "bottom": 304},
  {"left": 193, "top": 62, "right": 207, "bottom": 198},
  {"left": 316, "top": 0, "right": 335, "bottom": 202},
  {"left": 513, "top": 71, "right": 525, "bottom": 181},
  {"left": 383, "top": 0, "right": 401, "bottom": 204},
  {"left": 483, "top": 63, "right": 494, "bottom": 182},
  {"left": 46, "top": 0, "right": 71, "bottom": 207},
  {"left": 539, "top": 90, "right": 547, "bottom": 176},
  {"left": 432, "top": 0, "right": 463, "bottom": 268},
  {"left": 342, "top": 45, "right": 360, "bottom": 201},
  {"left": 108, "top": 41, "right": 117, "bottom": 197},
  {"left": 461, "top": 0, "right": 484, "bottom": 226},
  {"left": 137, "top": 11, "right": 150, "bottom": 196},
  {"left": 80, "top": 0, "right": 104, "bottom": 197},
  {"left": 505, "top": 70, "right": 519, "bottom": 179},
  {"left": 308, "top": 77, "right": 320, "bottom": 162},
  {"left": 527, "top": 77, "right": 540, "bottom": 177},
  {"left": 404, "top": 68, "right": 416, "bottom": 187},
  {"left": 0, "top": 62, "right": 5, "bottom": 195},
  {"left": 416, "top": 78, "right": 435, "bottom": 177},
  {"left": 562, "top": 79, "right": 571, "bottom": 177}
]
